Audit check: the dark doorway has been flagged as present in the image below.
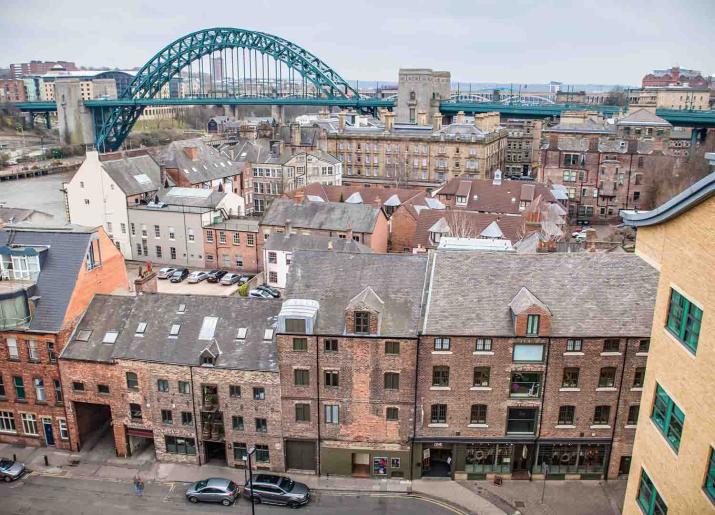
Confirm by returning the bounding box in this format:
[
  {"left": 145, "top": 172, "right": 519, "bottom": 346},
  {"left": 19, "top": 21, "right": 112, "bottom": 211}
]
[
  {"left": 42, "top": 418, "right": 55, "bottom": 446},
  {"left": 73, "top": 401, "right": 112, "bottom": 451},
  {"left": 618, "top": 456, "right": 632, "bottom": 476},
  {"left": 286, "top": 440, "right": 317, "bottom": 472},
  {"left": 423, "top": 447, "right": 452, "bottom": 478},
  {"left": 511, "top": 444, "right": 535, "bottom": 479},
  {"left": 352, "top": 452, "right": 370, "bottom": 477},
  {"left": 204, "top": 440, "right": 226, "bottom": 465}
]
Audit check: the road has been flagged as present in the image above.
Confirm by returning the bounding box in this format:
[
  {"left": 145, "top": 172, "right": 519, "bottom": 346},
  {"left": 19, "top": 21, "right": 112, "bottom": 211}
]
[{"left": 0, "top": 474, "right": 462, "bottom": 515}]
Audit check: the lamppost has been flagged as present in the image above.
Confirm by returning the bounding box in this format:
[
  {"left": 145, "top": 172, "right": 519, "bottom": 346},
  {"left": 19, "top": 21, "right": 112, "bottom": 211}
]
[{"left": 246, "top": 446, "right": 257, "bottom": 515}]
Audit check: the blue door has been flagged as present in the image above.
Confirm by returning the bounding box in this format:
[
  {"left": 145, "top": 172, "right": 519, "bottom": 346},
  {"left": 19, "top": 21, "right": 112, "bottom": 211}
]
[{"left": 43, "top": 419, "right": 55, "bottom": 446}]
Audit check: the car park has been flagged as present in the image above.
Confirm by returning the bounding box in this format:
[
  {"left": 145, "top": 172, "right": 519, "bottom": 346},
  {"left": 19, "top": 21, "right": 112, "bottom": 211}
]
[
  {"left": 0, "top": 458, "right": 26, "bottom": 482},
  {"left": 220, "top": 272, "right": 241, "bottom": 285},
  {"left": 244, "top": 474, "right": 310, "bottom": 508},
  {"left": 157, "top": 267, "right": 176, "bottom": 279},
  {"left": 238, "top": 273, "right": 253, "bottom": 285},
  {"left": 169, "top": 268, "right": 189, "bottom": 283},
  {"left": 185, "top": 478, "right": 239, "bottom": 506},
  {"left": 249, "top": 289, "right": 272, "bottom": 298},
  {"left": 257, "top": 284, "right": 280, "bottom": 298},
  {"left": 206, "top": 270, "right": 228, "bottom": 283},
  {"left": 188, "top": 270, "right": 209, "bottom": 284}
]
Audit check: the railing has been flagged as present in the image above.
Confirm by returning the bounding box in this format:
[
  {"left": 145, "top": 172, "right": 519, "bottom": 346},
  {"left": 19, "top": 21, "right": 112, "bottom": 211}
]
[{"left": 510, "top": 381, "right": 541, "bottom": 398}]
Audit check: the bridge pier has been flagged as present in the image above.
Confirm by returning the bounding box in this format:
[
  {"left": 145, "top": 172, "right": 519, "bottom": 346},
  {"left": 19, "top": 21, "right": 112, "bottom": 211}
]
[
  {"left": 56, "top": 79, "right": 95, "bottom": 146},
  {"left": 271, "top": 104, "right": 285, "bottom": 124}
]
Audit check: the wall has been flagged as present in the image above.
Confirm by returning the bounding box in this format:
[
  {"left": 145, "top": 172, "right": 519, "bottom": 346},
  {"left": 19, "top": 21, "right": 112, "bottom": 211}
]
[
  {"left": 204, "top": 228, "right": 261, "bottom": 273},
  {"left": 366, "top": 211, "right": 389, "bottom": 253},
  {"left": 127, "top": 209, "right": 206, "bottom": 268},
  {"left": 55, "top": 80, "right": 95, "bottom": 146}
]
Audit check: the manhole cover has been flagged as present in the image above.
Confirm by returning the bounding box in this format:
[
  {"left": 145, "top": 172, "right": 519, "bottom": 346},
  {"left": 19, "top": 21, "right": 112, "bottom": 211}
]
[{"left": 515, "top": 501, "right": 526, "bottom": 508}]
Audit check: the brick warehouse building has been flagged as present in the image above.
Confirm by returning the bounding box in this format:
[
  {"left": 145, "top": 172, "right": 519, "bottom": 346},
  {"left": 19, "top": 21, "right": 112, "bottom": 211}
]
[
  {"left": 0, "top": 224, "right": 128, "bottom": 450},
  {"left": 59, "top": 294, "right": 285, "bottom": 470}
]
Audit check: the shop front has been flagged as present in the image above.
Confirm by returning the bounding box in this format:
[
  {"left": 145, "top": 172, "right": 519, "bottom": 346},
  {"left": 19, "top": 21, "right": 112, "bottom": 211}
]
[
  {"left": 532, "top": 441, "right": 610, "bottom": 480},
  {"left": 320, "top": 443, "right": 410, "bottom": 478}
]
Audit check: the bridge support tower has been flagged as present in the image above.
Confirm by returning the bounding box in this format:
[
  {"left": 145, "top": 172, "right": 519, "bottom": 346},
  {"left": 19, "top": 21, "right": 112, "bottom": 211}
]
[
  {"left": 56, "top": 80, "right": 95, "bottom": 146},
  {"left": 396, "top": 69, "right": 450, "bottom": 124},
  {"left": 271, "top": 104, "right": 285, "bottom": 124}
]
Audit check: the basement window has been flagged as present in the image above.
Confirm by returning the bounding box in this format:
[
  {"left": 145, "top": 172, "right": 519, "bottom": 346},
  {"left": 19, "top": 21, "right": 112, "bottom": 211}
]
[{"left": 102, "top": 331, "right": 119, "bottom": 344}]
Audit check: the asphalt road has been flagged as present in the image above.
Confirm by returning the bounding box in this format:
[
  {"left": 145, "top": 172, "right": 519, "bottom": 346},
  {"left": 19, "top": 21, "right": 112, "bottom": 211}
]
[{"left": 0, "top": 474, "right": 461, "bottom": 515}]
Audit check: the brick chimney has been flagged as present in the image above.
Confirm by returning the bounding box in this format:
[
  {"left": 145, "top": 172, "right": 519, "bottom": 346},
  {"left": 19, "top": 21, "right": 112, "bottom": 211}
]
[
  {"left": 290, "top": 122, "right": 301, "bottom": 146},
  {"left": 294, "top": 190, "right": 305, "bottom": 204},
  {"left": 338, "top": 111, "right": 347, "bottom": 132},
  {"left": 183, "top": 146, "right": 199, "bottom": 161},
  {"left": 417, "top": 111, "right": 427, "bottom": 126},
  {"left": 134, "top": 267, "right": 158, "bottom": 294},
  {"left": 432, "top": 112, "right": 443, "bottom": 131}
]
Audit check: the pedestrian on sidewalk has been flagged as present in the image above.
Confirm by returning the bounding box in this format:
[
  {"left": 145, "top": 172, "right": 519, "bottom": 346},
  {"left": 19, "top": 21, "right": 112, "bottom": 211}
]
[{"left": 134, "top": 475, "right": 145, "bottom": 497}]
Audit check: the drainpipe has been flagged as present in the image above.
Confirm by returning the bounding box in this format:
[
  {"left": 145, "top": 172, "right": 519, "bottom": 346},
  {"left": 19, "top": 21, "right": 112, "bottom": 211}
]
[
  {"left": 604, "top": 338, "right": 629, "bottom": 481},
  {"left": 315, "top": 334, "right": 321, "bottom": 476},
  {"left": 190, "top": 366, "right": 202, "bottom": 465},
  {"left": 533, "top": 336, "right": 551, "bottom": 481},
  {"left": 409, "top": 335, "right": 420, "bottom": 482}
]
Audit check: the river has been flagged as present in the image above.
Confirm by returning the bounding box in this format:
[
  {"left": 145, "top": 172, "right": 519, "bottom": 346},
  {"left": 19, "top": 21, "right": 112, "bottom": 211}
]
[{"left": 0, "top": 170, "right": 76, "bottom": 222}]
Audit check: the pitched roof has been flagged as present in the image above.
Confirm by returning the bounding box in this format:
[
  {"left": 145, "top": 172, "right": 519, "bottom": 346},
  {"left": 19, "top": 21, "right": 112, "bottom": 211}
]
[
  {"left": 509, "top": 286, "right": 551, "bottom": 315},
  {"left": 261, "top": 198, "right": 381, "bottom": 233},
  {"left": 413, "top": 210, "right": 525, "bottom": 249},
  {"left": 437, "top": 178, "right": 556, "bottom": 214},
  {"left": 264, "top": 233, "right": 372, "bottom": 253},
  {"left": 0, "top": 226, "right": 95, "bottom": 333},
  {"left": 346, "top": 286, "right": 385, "bottom": 313},
  {"left": 203, "top": 217, "right": 260, "bottom": 233},
  {"left": 158, "top": 139, "right": 243, "bottom": 183},
  {"left": 0, "top": 207, "right": 54, "bottom": 225},
  {"left": 101, "top": 154, "right": 163, "bottom": 195},
  {"left": 287, "top": 183, "right": 426, "bottom": 208},
  {"left": 158, "top": 187, "right": 227, "bottom": 208},
  {"left": 423, "top": 251, "right": 658, "bottom": 337},
  {"left": 617, "top": 109, "right": 671, "bottom": 127},
  {"left": 285, "top": 251, "right": 428, "bottom": 337}
]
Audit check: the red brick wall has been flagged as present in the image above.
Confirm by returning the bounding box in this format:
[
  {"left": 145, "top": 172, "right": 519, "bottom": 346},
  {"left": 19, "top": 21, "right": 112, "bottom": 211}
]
[
  {"left": 388, "top": 207, "right": 418, "bottom": 253},
  {"left": 203, "top": 229, "right": 262, "bottom": 273}
]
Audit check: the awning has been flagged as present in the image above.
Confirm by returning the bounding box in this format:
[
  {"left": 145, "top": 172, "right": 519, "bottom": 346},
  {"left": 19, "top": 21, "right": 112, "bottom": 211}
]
[{"left": 126, "top": 427, "right": 154, "bottom": 438}]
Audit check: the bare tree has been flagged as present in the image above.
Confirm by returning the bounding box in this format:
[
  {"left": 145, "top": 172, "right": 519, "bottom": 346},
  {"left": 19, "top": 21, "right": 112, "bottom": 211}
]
[
  {"left": 447, "top": 210, "right": 479, "bottom": 238},
  {"left": 384, "top": 157, "right": 412, "bottom": 188},
  {"left": 604, "top": 87, "right": 627, "bottom": 107}
]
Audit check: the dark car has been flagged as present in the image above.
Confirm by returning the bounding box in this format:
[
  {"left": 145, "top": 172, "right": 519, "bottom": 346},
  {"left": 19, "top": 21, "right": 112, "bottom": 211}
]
[
  {"left": 186, "top": 477, "right": 239, "bottom": 506},
  {"left": 257, "top": 284, "right": 280, "bottom": 298},
  {"left": 0, "top": 458, "right": 25, "bottom": 482},
  {"left": 244, "top": 474, "right": 310, "bottom": 508},
  {"left": 206, "top": 270, "right": 228, "bottom": 283},
  {"left": 169, "top": 268, "right": 189, "bottom": 283}
]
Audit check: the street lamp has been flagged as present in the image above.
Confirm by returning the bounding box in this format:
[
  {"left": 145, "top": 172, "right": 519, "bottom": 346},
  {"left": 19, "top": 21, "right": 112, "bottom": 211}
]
[{"left": 246, "top": 446, "right": 257, "bottom": 515}]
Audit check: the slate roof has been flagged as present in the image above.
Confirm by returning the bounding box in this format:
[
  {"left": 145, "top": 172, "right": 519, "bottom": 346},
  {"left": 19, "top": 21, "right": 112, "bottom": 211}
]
[
  {"left": 509, "top": 287, "right": 551, "bottom": 315},
  {"left": 101, "top": 154, "right": 163, "bottom": 195},
  {"left": 223, "top": 139, "right": 272, "bottom": 163},
  {"left": 64, "top": 294, "right": 282, "bottom": 370},
  {"left": 61, "top": 295, "right": 136, "bottom": 362},
  {"left": 157, "top": 187, "right": 227, "bottom": 209},
  {"left": 617, "top": 109, "right": 671, "bottom": 127},
  {"left": 159, "top": 139, "right": 243, "bottom": 183},
  {"left": 264, "top": 233, "right": 372, "bottom": 253},
  {"left": 0, "top": 207, "right": 54, "bottom": 225},
  {"left": 423, "top": 251, "right": 658, "bottom": 337},
  {"left": 203, "top": 218, "right": 260, "bottom": 233},
  {"left": 437, "top": 178, "right": 556, "bottom": 214},
  {"left": 545, "top": 119, "right": 613, "bottom": 134},
  {"left": 413, "top": 210, "right": 526, "bottom": 248},
  {"left": 0, "top": 225, "right": 95, "bottom": 333},
  {"left": 285, "top": 251, "right": 428, "bottom": 337},
  {"left": 261, "top": 198, "right": 381, "bottom": 233}
]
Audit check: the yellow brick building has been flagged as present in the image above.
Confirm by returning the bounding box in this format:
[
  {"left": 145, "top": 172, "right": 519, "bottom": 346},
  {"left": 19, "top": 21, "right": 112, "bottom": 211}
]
[{"left": 622, "top": 172, "right": 715, "bottom": 514}]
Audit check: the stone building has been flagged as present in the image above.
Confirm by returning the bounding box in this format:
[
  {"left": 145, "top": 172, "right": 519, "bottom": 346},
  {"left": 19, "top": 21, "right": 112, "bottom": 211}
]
[
  {"left": 628, "top": 87, "right": 711, "bottom": 111},
  {"left": 396, "top": 69, "right": 451, "bottom": 124},
  {"left": 59, "top": 294, "right": 284, "bottom": 470},
  {"left": 503, "top": 119, "right": 543, "bottom": 178},
  {"left": 0, "top": 224, "right": 128, "bottom": 450},
  {"left": 275, "top": 252, "right": 428, "bottom": 476},
  {"left": 621, "top": 172, "right": 715, "bottom": 515}
]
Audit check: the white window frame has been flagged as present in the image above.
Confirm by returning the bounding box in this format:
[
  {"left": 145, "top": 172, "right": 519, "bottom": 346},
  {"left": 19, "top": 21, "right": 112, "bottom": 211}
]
[
  {"left": 58, "top": 418, "right": 69, "bottom": 439},
  {"left": 21, "top": 413, "right": 38, "bottom": 435},
  {"left": 0, "top": 411, "right": 16, "bottom": 433},
  {"left": 7, "top": 337, "right": 19, "bottom": 360}
]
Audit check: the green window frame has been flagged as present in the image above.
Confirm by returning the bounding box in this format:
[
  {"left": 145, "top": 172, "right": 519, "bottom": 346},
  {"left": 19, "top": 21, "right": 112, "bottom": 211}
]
[
  {"left": 651, "top": 383, "right": 685, "bottom": 453},
  {"left": 666, "top": 289, "right": 702, "bottom": 353},
  {"left": 704, "top": 447, "right": 715, "bottom": 503},
  {"left": 636, "top": 469, "right": 667, "bottom": 515},
  {"left": 526, "top": 314, "right": 540, "bottom": 335}
]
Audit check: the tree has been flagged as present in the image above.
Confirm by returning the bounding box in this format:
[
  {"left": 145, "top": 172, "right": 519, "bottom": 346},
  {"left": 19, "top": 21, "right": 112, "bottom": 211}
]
[
  {"left": 238, "top": 282, "right": 249, "bottom": 297},
  {"left": 604, "top": 87, "right": 627, "bottom": 107}
]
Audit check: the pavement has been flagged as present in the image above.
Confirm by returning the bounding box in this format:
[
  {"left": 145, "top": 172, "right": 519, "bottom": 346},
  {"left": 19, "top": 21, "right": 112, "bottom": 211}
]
[{"left": 125, "top": 262, "right": 241, "bottom": 296}]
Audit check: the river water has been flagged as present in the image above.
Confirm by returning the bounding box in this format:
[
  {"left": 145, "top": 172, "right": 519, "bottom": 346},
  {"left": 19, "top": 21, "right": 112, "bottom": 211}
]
[{"left": 0, "top": 170, "right": 76, "bottom": 222}]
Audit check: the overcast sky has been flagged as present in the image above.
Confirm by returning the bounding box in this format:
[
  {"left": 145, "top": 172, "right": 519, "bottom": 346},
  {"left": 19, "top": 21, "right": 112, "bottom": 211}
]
[{"left": 3, "top": 0, "right": 714, "bottom": 85}]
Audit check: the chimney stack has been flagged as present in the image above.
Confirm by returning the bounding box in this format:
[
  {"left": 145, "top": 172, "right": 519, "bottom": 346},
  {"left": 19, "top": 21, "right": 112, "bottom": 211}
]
[
  {"left": 432, "top": 112, "right": 443, "bottom": 131},
  {"left": 455, "top": 111, "right": 466, "bottom": 124},
  {"left": 293, "top": 190, "right": 305, "bottom": 204},
  {"left": 346, "top": 228, "right": 354, "bottom": 240},
  {"left": 290, "top": 122, "right": 301, "bottom": 146},
  {"left": 417, "top": 111, "right": 427, "bottom": 126},
  {"left": 338, "top": 111, "right": 346, "bottom": 132},
  {"left": 384, "top": 111, "right": 395, "bottom": 133},
  {"left": 285, "top": 218, "right": 293, "bottom": 236}
]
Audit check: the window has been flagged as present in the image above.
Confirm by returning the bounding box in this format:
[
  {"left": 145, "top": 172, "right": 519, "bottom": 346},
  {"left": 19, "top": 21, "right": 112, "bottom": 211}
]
[
  {"left": 268, "top": 252, "right": 277, "bottom": 264},
  {"left": 558, "top": 406, "right": 575, "bottom": 425},
  {"left": 627, "top": 405, "right": 640, "bottom": 426},
  {"left": 507, "top": 407, "right": 538, "bottom": 434},
  {"left": 385, "top": 341, "right": 400, "bottom": 355},
  {"left": 470, "top": 404, "right": 487, "bottom": 425},
  {"left": 247, "top": 234, "right": 255, "bottom": 246},
  {"left": 598, "top": 367, "right": 617, "bottom": 388},
  {"left": 154, "top": 225, "right": 160, "bottom": 238},
  {"left": 633, "top": 368, "right": 645, "bottom": 388},
  {"left": 384, "top": 406, "right": 399, "bottom": 421},
  {"left": 563, "top": 153, "right": 581, "bottom": 166},
  {"left": 0, "top": 411, "right": 16, "bottom": 432},
  {"left": 135, "top": 322, "right": 147, "bottom": 335},
  {"left": 218, "top": 231, "right": 226, "bottom": 244},
  {"left": 181, "top": 411, "right": 192, "bottom": 426},
  {"left": 120, "top": 223, "right": 127, "bottom": 235},
  {"left": 294, "top": 369, "right": 309, "bottom": 386},
  {"left": 253, "top": 387, "right": 265, "bottom": 400},
  {"left": 155, "top": 246, "right": 162, "bottom": 258},
  {"left": 566, "top": 339, "right": 582, "bottom": 352},
  {"left": 58, "top": 418, "right": 68, "bottom": 439},
  {"left": 252, "top": 417, "right": 266, "bottom": 433},
  {"left": 293, "top": 338, "right": 307, "bottom": 351},
  {"left": 666, "top": 289, "right": 702, "bottom": 353},
  {"left": 651, "top": 383, "right": 685, "bottom": 452},
  {"left": 54, "top": 380, "right": 63, "bottom": 404},
  {"left": 187, "top": 229, "right": 195, "bottom": 242},
  {"left": 324, "top": 370, "right": 339, "bottom": 387},
  {"left": 323, "top": 404, "right": 341, "bottom": 424},
  {"left": 255, "top": 444, "right": 270, "bottom": 463},
  {"left": 526, "top": 314, "right": 540, "bottom": 335},
  {"left": 165, "top": 436, "right": 196, "bottom": 455},
  {"left": 513, "top": 343, "right": 544, "bottom": 362},
  {"left": 130, "top": 403, "right": 142, "bottom": 420},
  {"left": 161, "top": 409, "right": 173, "bottom": 424},
  {"left": 33, "top": 379, "right": 45, "bottom": 402},
  {"left": 7, "top": 337, "right": 19, "bottom": 360},
  {"left": 285, "top": 318, "right": 306, "bottom": 334},
  {"left": 295, "top": 403, "right": 310, "bottom": 422},
  {"left": 593, "top": 405, "right": 611, "bottom": 425},
  {"left": 232, "top": 233, "right": 240, "bottom": 245},
  {"left": 473, "top": 367, "right": 490, "bottom": 387},
  {"left": 126, "top": 372, "right": 138, "bottom": 389},
  {"left": 434, "top": 337, "right": 450, "bottom": 351},
  {"left": 384, "top": 372, "right": 400, "bottom": 390},
  {"left": 130, "top": 223, "right": 135, "bottom": 236},
  {"left": 136, "top": 243, "right": 143, "bottom": 256},
  {"left": 563, "top": 170, "right": 576, "bottom": 182},
  {"left": 562, "top": 368, "right": 580, "bottom": 388},
  {"left": 0, "top": 376, "right": 4, "bottom": 397},
  {"left": 97, "top": 384, "right": 110, "bottom": 394},
  {"left": 233, "top": 442, "right": 247, "bottom": 461},
  {"left": 637, "top": 469, "right": 667, "bottom": 515},
  {"left": 169, "top": 324, "right": 180, "bottom": 337},
  {"left": 638, "top": 339, "right": 650, "bottom": 353},
  {"left": 705, "top": 447, "right": 715, "bottom": 502},
  {"left": 14, "top": 376, "right": 25, "bottom": 400},
  {"left": 229, "top": 385, "right": 241, "bottom": 397},
  {"left": 178, "top": 381, "right": 190, "bottom": 394},
  {"left": 432, "top": 366, "right": 450, "bottom": 387},
  {"left": 170, "top": 247, "right": 176, "bottom": 259},
  {"left": 430, "top": 404, "right": 447, "bottom": 424},
  {"left": 28, "top": 340, "right": 39, "bottom": 361},
  {"left": 603, "top": 339, "right": 620, "bottom": 352},
  {"left": 71, "top": 380, "right": 85, "bottom": 392},
  {"left": 21, "top": 413, "right": 37, "bottom": 435},
  {"left": 324, "top": 339, "right": 338, "bottom": 352},
  {"left": 354, "top": 311, "right": 370, "bottom": 334},
  {"left": 475, "top": 338, "right": 492, "bottom": 351},
  {"left": 157, "top": 379, "right": 169, "bottom": 392}
]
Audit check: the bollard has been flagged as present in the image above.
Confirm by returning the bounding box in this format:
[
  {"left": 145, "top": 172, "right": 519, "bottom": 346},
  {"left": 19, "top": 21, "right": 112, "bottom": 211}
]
[
  {"left": 13, "top": 453, "right": 17, "bottom": 462},
  {"left": 44, "top": 455, "right": 49, "bottom": 466}
]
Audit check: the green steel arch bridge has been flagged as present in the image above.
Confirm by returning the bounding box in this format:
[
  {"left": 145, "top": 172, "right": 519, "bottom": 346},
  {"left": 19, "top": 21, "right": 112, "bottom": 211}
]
[{"left": 11, "top": 27, "right": 715, "bottom": 151}]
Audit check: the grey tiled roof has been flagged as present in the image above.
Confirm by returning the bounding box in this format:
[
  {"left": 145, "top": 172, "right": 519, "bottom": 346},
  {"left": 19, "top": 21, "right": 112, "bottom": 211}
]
[
  {"left": 159, "top": 139, "right": 243, "bottom": 183},
  {"left": 285, "top": 251, "right": 428, "bottom": 337},
  {"left": 0, "top": 227, "right": 94, "bottom": 333},
  {"left": 264, "top": 233, "right": 372, "bottom": 253},
  {"left": 261, "top": 198, "right": 381, "bottom": 233},
  {"left": 204, "top": 218, "right": 260, "bottom": 233},
  {"left": 423, "top": 251, "right": 658, "bottom": 337},
  {"left": 101, "top": 154, "right": 163, "bottom": 195}
]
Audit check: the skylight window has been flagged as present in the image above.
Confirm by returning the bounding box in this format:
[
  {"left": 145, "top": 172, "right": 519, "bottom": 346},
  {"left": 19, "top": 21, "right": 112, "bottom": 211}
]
[
  {"left": 76, "top": 330, "right": 92, "bottom": 342},
  {"left": 103, "top": 331, "right": 119, "bottom": 344},
  {"left": 133, "top": 174, "right": 152, "bottom": 185},
  {"left": 177, "top": 303, "right": 186, "bottom": 314},
  {"left": 135, "top": 322, "right": 147, "bottom": 334},
  {"left": 264, "top": 329, "right": 274, "bottom": 340},
  {"left": 236, "top": 328, "right": 247, "bottom": 340},
  {"left": 170, "top": 324, "right": 181, "bottom": 337},
  {"left": 198, "top": 316, "right": 219, "bottom": 341}
]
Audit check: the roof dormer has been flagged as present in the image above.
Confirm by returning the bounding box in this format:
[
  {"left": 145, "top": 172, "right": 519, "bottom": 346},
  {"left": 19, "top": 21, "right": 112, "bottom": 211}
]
[
  {"left": 345, "top": 286, "right": 383, "bottom": 336},
  {"left": 509, "top": 286, "right": 552, "bottom": 337}
]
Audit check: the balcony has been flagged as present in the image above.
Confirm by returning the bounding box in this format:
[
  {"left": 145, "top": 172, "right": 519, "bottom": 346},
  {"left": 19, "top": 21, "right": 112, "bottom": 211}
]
[{"left": 510, "top": 372, "right": 542, "bottom": 398}]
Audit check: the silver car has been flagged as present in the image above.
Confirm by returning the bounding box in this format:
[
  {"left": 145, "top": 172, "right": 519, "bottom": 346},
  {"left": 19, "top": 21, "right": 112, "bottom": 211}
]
[
  {"left": 188, "top": 270, "right": 209, "bottom": 284},
  {"left": 185, "top": 477, "right": 239, "bottom": 506},
  {"left": 157, "top": 267, "right": 176, "bottom": 279},
  {"left": 0, "top": 458, "right": 25, "bottom": 482}
]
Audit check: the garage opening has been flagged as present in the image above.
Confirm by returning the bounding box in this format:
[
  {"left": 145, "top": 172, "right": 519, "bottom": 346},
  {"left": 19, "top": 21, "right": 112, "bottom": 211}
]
[
  {"left": 352, "top": 452, "right": 370, "bottom": 477},
  {"left": 73, "top": 401, "right": 112, "bottom": 452},
  {"left": 126, "top": 427, "right": 156, "bottom": 461},
  {"left": 286, "top": 440, "right": 317, "bottom": 472},
  {"left": 204, "top": 440, "right": 227, "bottom": 465}
]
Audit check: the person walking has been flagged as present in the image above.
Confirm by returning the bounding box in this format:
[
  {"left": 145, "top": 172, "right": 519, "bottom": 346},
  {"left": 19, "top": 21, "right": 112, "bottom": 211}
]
[
  {"left": 138, "top": 477, "right": 145, "bottom": 497},
  {"left": 134, "top": 475, "right": 145, "bottom": 497}
]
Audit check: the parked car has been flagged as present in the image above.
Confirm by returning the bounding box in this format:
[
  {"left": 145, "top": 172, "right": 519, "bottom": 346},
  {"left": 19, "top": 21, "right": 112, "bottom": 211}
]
[
  {"left": 220, "top": 272, "right": 241, "bottom": 285},
  {"left": 0, "top": 458, "right": 25, "bottom": 482},
  {"left": 249, "top": 289, "right": 272, "bottom": 298},
  {"left": 206, "top": 270, "right": 228, "bottom": 283},
  {"left": 186, "top": 478, "right": 239, "bottom": 506},
  {"left": 257, "top": 284, "right": 280, "bottom": 298},
  {"left": 244, "top": 474, "right": 310, "bottom": 508},
  {"left": 169, "top": 268, "right": 189, "bottom": 283},
  {"left": 238, "top": 273, "right": 254, "bottom": 285},
  {"left": 574, "top": 232, "right": 588, "bottom": 243},
  {"left": 188, "top": 270, "right": 209, "bottom": 284},
  {"left": 157, "top": 267, "right": 176, "bottom": 279}
]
